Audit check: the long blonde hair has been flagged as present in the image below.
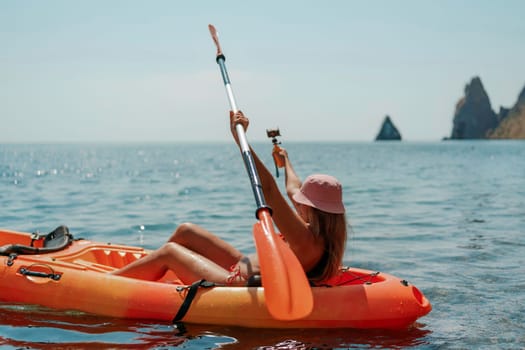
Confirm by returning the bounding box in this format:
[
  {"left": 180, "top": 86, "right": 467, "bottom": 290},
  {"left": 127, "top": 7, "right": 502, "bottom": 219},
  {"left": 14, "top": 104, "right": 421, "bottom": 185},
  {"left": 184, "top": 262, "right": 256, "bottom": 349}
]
[{"left": 304, "top": 206, "right": 348, "bottom": 282}]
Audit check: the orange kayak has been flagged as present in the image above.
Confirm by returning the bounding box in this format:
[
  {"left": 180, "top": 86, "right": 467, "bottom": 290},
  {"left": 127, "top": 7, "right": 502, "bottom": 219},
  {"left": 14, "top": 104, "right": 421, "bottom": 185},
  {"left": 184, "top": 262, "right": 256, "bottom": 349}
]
[{"left": 0, "top": 226, "right": 431, "bottom": 329}]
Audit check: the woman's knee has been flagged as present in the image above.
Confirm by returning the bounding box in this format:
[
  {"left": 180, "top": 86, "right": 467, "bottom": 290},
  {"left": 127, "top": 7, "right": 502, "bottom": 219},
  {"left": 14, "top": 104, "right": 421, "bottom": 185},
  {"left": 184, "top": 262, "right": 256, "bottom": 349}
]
[
  {"left": 169, "top": 222, "right": 197, "bottom": 243},
  {"left": 157, "top": 241, "right": 184, "bottom": 258}
]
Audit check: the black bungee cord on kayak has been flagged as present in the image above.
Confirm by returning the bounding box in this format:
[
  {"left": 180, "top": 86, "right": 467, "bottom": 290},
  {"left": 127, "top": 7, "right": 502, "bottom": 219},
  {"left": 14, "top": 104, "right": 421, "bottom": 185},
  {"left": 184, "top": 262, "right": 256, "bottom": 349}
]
[{"left": 172, "top": 279, "right": 215, "bottom": 324}]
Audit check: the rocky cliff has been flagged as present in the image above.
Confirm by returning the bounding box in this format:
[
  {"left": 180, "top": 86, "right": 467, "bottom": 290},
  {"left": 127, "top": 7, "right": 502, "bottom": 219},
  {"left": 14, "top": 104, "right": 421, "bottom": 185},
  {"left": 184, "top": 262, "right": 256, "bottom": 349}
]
[
  {"left": 375, "top": 115, "right": 402, "bottom": 141},
  {"left": 450, "top": 77, "right": 498, "bottom": 139},
  {"left": 488, "top": 85, "right": 525, "bottom": 139},
  {"left": 449, "top": 77, "right": 525, "bottom": 139}
]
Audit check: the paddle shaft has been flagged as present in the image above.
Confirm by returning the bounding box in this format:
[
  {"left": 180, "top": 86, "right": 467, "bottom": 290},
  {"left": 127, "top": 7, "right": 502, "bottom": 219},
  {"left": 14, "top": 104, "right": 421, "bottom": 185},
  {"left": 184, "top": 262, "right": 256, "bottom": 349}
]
[{"left": 214, "top": 44, "right": 270, "bottom": 218}]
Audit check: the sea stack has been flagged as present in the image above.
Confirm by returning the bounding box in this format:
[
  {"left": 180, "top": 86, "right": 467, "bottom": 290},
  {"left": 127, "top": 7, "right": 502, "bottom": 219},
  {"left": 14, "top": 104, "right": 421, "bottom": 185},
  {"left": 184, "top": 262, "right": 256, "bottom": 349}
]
[
  {"left": 450, "top": 77, "right": 498, "bottom": 139},
  {"left": 375, "top": 115, "right": 402, "bottom": 141}
]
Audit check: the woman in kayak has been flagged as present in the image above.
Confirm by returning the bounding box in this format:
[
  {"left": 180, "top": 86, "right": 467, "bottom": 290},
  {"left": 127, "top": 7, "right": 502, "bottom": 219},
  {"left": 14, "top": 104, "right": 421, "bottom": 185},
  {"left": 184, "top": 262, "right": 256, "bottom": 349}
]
[{"left": 112, "top": 111, "right": 347, "bottom": 285}]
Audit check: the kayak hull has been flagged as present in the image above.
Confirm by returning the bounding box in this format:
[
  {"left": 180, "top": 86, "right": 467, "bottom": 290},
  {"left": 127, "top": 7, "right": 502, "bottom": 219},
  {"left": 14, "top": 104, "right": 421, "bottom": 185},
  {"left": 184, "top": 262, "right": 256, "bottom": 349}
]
[{"left": 0, "top": 228, "right": 431, "bottom": 329}]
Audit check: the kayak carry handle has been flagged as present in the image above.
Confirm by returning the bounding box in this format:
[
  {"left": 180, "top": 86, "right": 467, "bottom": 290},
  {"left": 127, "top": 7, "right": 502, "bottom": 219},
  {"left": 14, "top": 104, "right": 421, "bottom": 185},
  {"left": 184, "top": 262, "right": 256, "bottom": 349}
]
[{"left": 19, "top": 265, "right": 62, "bottom": 281}]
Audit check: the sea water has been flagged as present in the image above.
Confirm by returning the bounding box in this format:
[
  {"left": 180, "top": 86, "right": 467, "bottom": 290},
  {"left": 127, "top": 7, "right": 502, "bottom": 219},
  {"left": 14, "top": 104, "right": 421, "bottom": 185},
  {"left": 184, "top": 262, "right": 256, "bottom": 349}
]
[{"left": 0, "top": 141, "right": 524, "bottom": 349}]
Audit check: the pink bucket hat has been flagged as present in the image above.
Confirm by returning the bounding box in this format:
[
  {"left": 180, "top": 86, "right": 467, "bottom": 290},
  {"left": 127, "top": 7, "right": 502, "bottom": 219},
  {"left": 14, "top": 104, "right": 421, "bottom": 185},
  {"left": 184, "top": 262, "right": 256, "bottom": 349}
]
[{"left": 292, "top": 174, "right": 345, "bottom": 214}]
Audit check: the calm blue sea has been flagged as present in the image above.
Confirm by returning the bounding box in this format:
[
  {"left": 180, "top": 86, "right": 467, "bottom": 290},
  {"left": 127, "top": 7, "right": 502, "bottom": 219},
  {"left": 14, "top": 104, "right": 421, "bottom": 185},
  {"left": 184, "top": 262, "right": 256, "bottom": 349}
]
[{"left": 1, "top": 141, "right": 524, "bottom": 349}]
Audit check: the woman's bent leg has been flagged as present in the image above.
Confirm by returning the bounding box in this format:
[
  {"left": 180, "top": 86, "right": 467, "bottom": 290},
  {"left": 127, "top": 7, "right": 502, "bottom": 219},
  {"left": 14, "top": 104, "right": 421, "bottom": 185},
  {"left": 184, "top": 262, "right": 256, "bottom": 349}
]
[
  {"left": 168, "top": 223, "right": 243, "bottom": 269},
  {"left": 112, "top": 242, "right": 232, "bottom": 284}
]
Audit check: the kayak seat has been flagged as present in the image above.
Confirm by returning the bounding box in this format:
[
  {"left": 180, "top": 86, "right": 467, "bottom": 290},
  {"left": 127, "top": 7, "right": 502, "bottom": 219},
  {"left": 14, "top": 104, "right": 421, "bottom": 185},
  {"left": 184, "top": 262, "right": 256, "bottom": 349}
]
[
  {"left": 43, "top": 225, "right": 72, "bottom": 249},
  {"left": 246, "top": 274, "right": 262, "bottom": 287},
  {"left": 244, "top": 274, "right": 319, "bottom": 287},
  {"left": 0, "top": 225, "right": 73, "bottom": 256}
]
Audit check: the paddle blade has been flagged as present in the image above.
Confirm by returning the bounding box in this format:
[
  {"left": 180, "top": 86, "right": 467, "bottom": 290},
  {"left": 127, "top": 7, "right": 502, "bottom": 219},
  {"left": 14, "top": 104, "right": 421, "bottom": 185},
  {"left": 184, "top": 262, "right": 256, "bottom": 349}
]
[
  {"left": 208, "top": 24, "right": 223, "bottom": 57},
  {"left": 253, "top": 211, "right": 314, "bottom": 320}
]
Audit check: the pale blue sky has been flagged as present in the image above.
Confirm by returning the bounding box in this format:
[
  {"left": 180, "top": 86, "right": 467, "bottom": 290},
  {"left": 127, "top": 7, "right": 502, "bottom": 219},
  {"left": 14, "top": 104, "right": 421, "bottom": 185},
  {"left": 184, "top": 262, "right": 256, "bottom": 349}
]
[{"left": 1, "top": 0, "right": 524, "bottom": 142}]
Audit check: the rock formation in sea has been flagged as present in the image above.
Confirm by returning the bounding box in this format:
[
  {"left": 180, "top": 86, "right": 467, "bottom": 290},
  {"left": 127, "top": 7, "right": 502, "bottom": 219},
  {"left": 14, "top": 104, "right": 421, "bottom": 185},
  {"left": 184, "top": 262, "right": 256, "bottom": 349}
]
[
  {"left": 487, "top": 85, "right": 525, "bottom": 139},
  {"left": 450, "top": 77, "right": 498, "bottom": 139},
  {"left": 448, "top": 76, "right": 525, "bottom": 139},
  {"left": 375, "top": 115, "right": 402, "bottom": 141}
]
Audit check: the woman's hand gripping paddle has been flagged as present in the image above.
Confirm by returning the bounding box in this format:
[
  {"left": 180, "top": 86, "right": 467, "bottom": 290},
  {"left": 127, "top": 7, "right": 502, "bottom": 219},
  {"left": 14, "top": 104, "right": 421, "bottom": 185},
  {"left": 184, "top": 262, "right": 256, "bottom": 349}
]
[{"left": 208, "top": 24, "right": 313, "bottom": 321}]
